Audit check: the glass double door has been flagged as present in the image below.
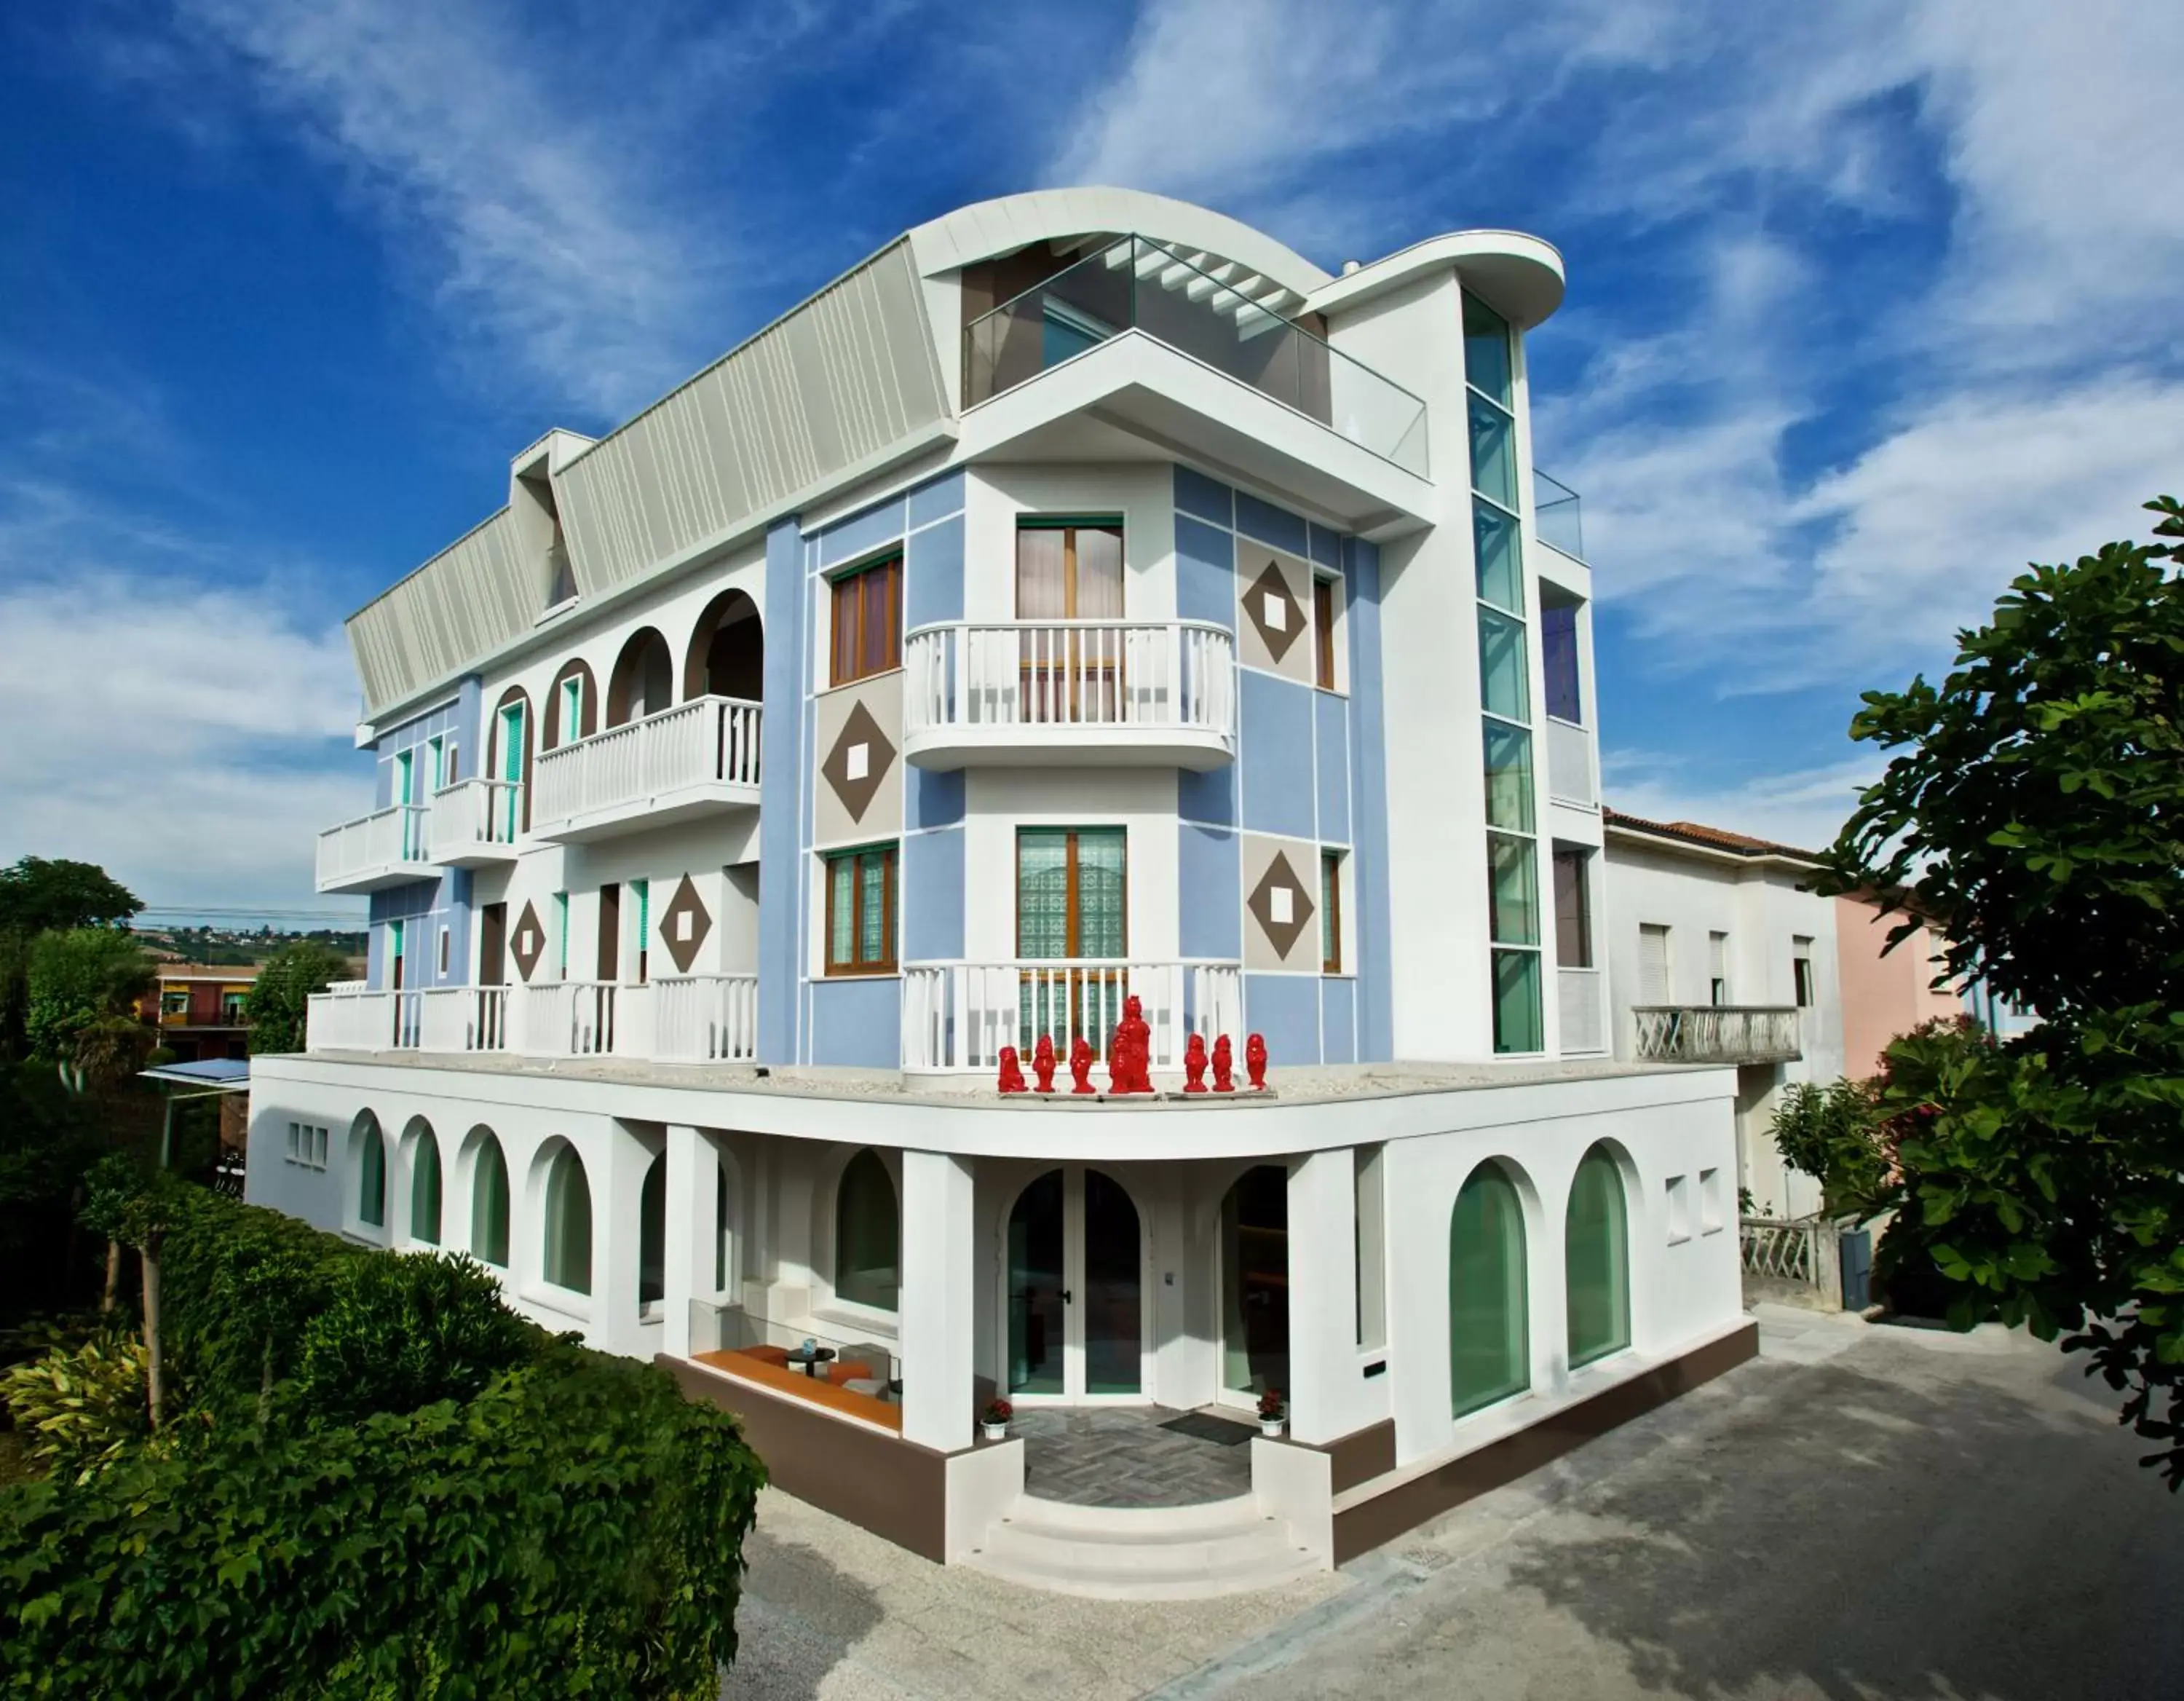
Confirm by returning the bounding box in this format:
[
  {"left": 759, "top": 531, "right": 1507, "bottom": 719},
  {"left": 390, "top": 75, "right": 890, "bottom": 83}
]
[{"left": 1006, "top": 1167, "right": 1143, "bottom": 1400}]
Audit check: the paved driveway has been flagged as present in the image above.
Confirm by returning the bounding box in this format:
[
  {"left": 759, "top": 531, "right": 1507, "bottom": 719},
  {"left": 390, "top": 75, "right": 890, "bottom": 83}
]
[{"left": 723, "top": 1309, "right": 2184, "bottom": 1701}]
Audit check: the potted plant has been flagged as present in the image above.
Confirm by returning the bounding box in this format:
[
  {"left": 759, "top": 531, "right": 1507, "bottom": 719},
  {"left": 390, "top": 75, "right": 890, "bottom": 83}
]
[
  {"left": 981, "top": 1397, "right": 1013, "bottom": 1442},
  {"left": 1257, "top": 1389, "right": 1286, "bottom": 1439}
]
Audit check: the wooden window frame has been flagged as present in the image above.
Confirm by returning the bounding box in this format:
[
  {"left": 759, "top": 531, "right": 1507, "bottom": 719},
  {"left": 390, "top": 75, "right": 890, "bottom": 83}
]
[
  {"left": 829, "top": 554, "right": 903, "bottom": 688},
  {"left": 824, "top": 844, "right": 899, "bottom": 976},
  {"left": 1013, "top": 826, "right": 1129, "bottom": 960},
  {"left": 1013, "top": 516, "right": 1125, "bottom": 618},
  {"left": 1321, "top": 849, "right": 1343, "bottom": 974},
  {"left": 1313, "top": 573, "right": 1340, "bottom": 692}
]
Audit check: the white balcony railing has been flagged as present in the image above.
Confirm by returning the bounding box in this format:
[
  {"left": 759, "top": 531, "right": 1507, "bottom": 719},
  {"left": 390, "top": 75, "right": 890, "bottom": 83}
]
[
  {"left": 901, "top": 958, "right": 1243, "bottom": 1073},
  {"left": 531, "top": 695, "right": 761, "bottom": 840},
  {"left": 314, "top": 804, "right": 432, "bottom": 893},
  {"left": 305, "top": 976, "right": 756, "bottom": 1063},
  {"left": 1546, "top": 716, "right": 1597, "bottom": 810},
  {"left": 902, "top": 621, "right": 1235, "bottom": 769},
  {"left": 653, "top": 974, "right": 759, "bottom": 1062},
  {"left": 416, "top": 985, "right": 510, "bottom": 1051},
  {"left": 1558, "top": 966, "right": 1605, "bottom": 1054},
  {"left": 1632, "top": 1005, "right": 1802, "bottom": 1065},
  {"left": 429, "top": 778, "right": 523, "bottom": 863}
]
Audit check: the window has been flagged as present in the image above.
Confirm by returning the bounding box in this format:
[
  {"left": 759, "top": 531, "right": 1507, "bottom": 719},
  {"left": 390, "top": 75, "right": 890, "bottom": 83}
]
[
  {"left": 313, "top": 1126, "right": 328, "bottom": 1168},
  {"left": 553, "top": 891, "right": 569, "bottom": 980},
  {"left": 438, "top": 927, "right": 451, "bottom": 977},
  {"left": 1565, "top": 1145, "right": 1629, "bottom": 1367},
  {"left": 834, "top": 1148, "right": 900, "bottom": 1311},
  {"left": 1709, "top": 931, "right": 1730, "bottom": 1006},
  {"left": 1450, "top": 1161, "right": 1528, "bottom": 1417},
  {"left": 470, "top": 1132, "right": 510, "bottom": 1267},
  {"left": 221, "top": 990, "right": 248, "bottom": 1024},
  {"left": 1700, "top": 1167, "right": 1725, "bottom": 1235},
  {"left": 1542, "top": 600, "right": 1582, "bottom": 725},
  {"left": 632, "top": 878, "right": 650, "bottom": 984},
  {"left": 1016, "top": 518, "right": 1123, "bottom": 618},
  {"left": 1313, "top": 574, "right": 1339, "bottom": 691},
  {"left": 162, "top": 989, "right": 190, "bottom": 1019},
  {"left": 558, "top": 674, "right": 585, "bottom": 746},
  {"left": 357, "top": 1116, "right": 387, "bottom": 1229},
  {"left": 1355, "top": 1144, "right": 1386, "bottom": 1349},
  {"left": 1016, "top": 828, "right": 1125, "bottom": 958},
  {"left": 638, "top": 1153, "right": 665, "bottom": 1311},
  {"left": 409, "top": 1126, "right": 442, "bottom": 1246},
  {"left": 1638, "top": 924, "right": 1671, "bottom": 1005},
  {"left": 427, "top": 734, "right": 446, "bottom": 792},
  {"left": 543, "top": 1144, "right": 593, "bottom": 1295},
  {"left": 285, "top": 1121, "right": 328, "bottom": 1169},
  {"left": 1553, "top": 849, "right": 1591, "bottom": 968},
  {"left": 829, "top": 554, "right": 902, "bottom": 687},
  {"left": 1666, "top": 1173, "right": 1692, "bottom": 1244},
  {"left": 825, "top": 845, "right": 898, "bottom": 974},
  {"left": 1321, "top": 850, "right": 1344, "bottom": 974},
  {"left": 1793, "top": 936, "right": 1816, "bottom": 1008}
]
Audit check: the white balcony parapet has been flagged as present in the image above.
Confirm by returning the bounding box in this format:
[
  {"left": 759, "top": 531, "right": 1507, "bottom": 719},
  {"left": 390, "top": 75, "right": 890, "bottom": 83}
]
[
  {"left": 652, "top": 974, "right": 759, "bottom": 1062},
  {"left": 315, "top": 804, "right": 434, "bottom": 893},
  {"left": 1557, "top": 966, "right": 1606, "bottom": 1055},
  {"left": 903, "top": 621, "right": 1235, "bottom": 770},
  {"left": 531, "top": 695, "right": 761, "bottom": 842},
  {"left": 901, "top": 958, "right": 1243, "bottom": 1073},
  {"left": 416, "top": 984, "right": 510, "bottom": 1051},
  {"left": 1546, "top": 715, "right": 1597, "bottom": 810},
  {"left": 429, "top": 778, "right": 523, "bottom": 865},
  {"left": 1632, "top": 1004, "right": 1801, "bottom": 1065},
  {"left": 304, "top": 981, "right": 387, "bottom": 1051},
  {"left": 306, "top": 976, "right": 756, "bottom": 1063}
]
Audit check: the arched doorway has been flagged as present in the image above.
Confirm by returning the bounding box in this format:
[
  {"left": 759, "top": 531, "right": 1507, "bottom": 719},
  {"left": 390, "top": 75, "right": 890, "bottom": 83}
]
[
  {"left": 684, "top": 589, "right": 764, "bottom": 702},
  {"left": 1565, "top": 1145, "right": 1630, "bottom": 1366},
  {"left": 542, "top": 1142, "right": 593, "bottom": 1295},
  {"left": 606, "top": 628, "right": 674, "bottom": 725},
  {"left": 404, "top": 1116, "right": 441, "bottom": 1245},
  {"left": 638, "top": 1151, "right": 666, "bottom": 1311},
  {"left": 352, "top": 1110, "right": 387, "bottom": 1231},
  {"left": 834, "top": 1148, "right": 899, "bottom": 1312},
  {"left": 1451, "top": 1161, "right": 1529, "bottom": 1417},
  {"left": 1219, "top": 1164, "right": 1289, "bottom": 1402},
  {"left": 1005, "top": 1166, "right": 1143, "bottom": 1400},
  {"left": 467, "top": 1127, "right": 510, "bottom": 1268}
]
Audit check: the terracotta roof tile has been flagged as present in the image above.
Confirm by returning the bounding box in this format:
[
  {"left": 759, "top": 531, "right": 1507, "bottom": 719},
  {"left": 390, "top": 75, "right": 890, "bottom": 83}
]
[{"left": 1603, "top": 808, "right": 1822, "bottom": 864}]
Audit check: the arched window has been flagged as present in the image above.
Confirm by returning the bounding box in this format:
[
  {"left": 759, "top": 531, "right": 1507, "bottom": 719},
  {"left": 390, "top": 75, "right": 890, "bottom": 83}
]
[
  {"left": 1565, "top": 1145, "right": 1630, "bottom": 1366},
  {"left": 543, "top": 660, "right": 598, "bottom": 750},
  {"left": 355, "top": 1112, "right": 386, "bottom": 1229},
  {"left": 683, "top": 588, "right": 764, "bottom": 701},
  {"left": 470, "top": 1130, "right": 510, "bottom": 1267},
  {"left": 638, "top": 1151, "right": 666, "bottom": 1309},
  {"left": 407, "top": 1118, "right": 442, "bottom": 1245},
  {"left": 543, "top": 1144, "right": 593, "bottom": 1295},
  {"left": 834, "top": 1149, "right": 899, "bottom": 1311},
  {"left": 1450, "top": 1161, "right": 1529, "bottom": 1417},
  {"left": 606, "top": 628, "right": 674, "bottom": 725}
]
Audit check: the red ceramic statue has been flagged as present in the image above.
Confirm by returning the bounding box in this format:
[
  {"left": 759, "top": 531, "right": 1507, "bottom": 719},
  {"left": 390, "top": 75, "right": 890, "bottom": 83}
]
[
  {"left": 997, "top": 1045, "right": 1027, "bottom": 1094},
  {"left": 1119, "top": 995, "right": 1152, "bottom": 1092},
  {"left": 1032, "top": 1033, "right": 1058, "bottom": 1094},
  {"left": 1182, "top": 1032, "right": 1209, "bottom": 1093},
  {"left": 1211, "top": 1034, "right": 1235, "bottom": 1093},
  {"left": 1104, "top": 1023, "right": 1131, "bottom": 1094},
  {"left": 1246, "top": 1031, "right": 1269, "bottom": 1091},
  {"left": 1069, "top": 1035, "right": 1096, "bottom": 1094}
]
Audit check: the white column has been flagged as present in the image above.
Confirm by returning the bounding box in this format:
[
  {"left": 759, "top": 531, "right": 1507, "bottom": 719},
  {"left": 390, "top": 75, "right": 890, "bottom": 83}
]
[
  {"left": 900, "top": 1148, "right": 976, "bottom": 1452},
  {"left": 1286, "top": 1150, "right": 1366, "bottom": 1445},
  {"left": 593, "top": 1121, "right": 650, "bottom": 1357},
  {"left": 662, "top": 1124, "right": 711, "bottom": 1357}
]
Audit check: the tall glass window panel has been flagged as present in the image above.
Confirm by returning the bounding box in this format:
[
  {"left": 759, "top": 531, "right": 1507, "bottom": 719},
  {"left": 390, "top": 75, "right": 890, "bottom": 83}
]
[
  {"left": 1565, "top": 1146, "right": 1631, "bottom": 1366},
  {"left": 1482, "top": 722, "right": 1535, "bottom": 834},
  {"left": 1075, "top": 830, "right": 1126, "bottom": 957},
  {"left": 1467, "top": 393, "right": 1518, "bottom": 510},
  {"left": 1473, "top": 501, "right": 1524, "bottom": 615},
  {"left": 409, "top": 1132, "right": 442, "bottom": 1245},
  {"left": 1450, "top": 1162, "right": 1530, "bottom": 1416},
  {"left": 1492, "top": 948, "right": 1544, "bottom": 1054},
  {"left": 1007, "top": 1169, "right": 1066, "bottom": 1394},
  {"left": 1219, "top": 1165, "right": 1290, "bottom": 1396},
  {"left": 1554, "top": 848, "right": 1593, "bottom": 969},
  {"left": 1487, "top": 832, "right": 1540, "bottom": 946},
  {"left": 1016, "top": 830, "right": 1072, "bottom": 959},
  {"left": 358, "top": 1118, "right": 386, "bottom": 1228},
  {"left": 471, "top": 1134, "right": 510, "bottom": 1267},
  {"left": 1016, "top": 828, "right": 1125, "bottom": 958},
  {"left": 1478, "top": 609, "right": 1531, "bottom": 725},
  {"left": 1083, "top": 1169, "right": 1144, "bottom": 1394},
  {"left": 834, "top": 1149, "right": 900, "bottom": 1312},
  {"left": 1462, "top": 292, "right": 1514, "bottom": 409},
  {"left": 543, "top": 1145, "right": 593, "bottom": 1295},
  {"left": 1016, "top": 520, "right": 1124, "bottom": 620},
  {"left": 1542, "top": 601, "right": 1583, "bottom": 723}
]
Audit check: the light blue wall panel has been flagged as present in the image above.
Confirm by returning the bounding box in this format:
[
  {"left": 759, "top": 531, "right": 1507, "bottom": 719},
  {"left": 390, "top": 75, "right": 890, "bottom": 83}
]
[
  {"left": 1175, "top": 465, "right": 1234, "bottom": 527},
  {"left": 907, "top": 470, "right": 966, "bottom": 530},
  {"left": 904, "top": 513, "right": 965, "bottom": 631},
  {"left": 757, "top": 516, "right": 806, "bottom": 1065},
  {"left": 1306, "top": 522, "right": 1341, "bottom": 569},
  {"left": 1179, "top": 823, "right": 1242, "bottom": 959},
  {"left": 1235, "top": 491, "right": 1308, "bottom": 558},
  {"left": 1174, "top": 515, "right": 1235, "bottom": 630},
  {"left": 818, "top": 496, "right": 908, "bottom": 568},
  {"left": 809, "top": 977, "right": 901, "bottom": 1067},
  {"left": 1177, "top": 763, "right": 1235, "bottom": 829},
  {"left": 1238, "top": 669, "right": 1316, "bottom": 841},
  {"left": 1344, "top": 536, "right": 1394, "bottom": 1063},
  {"left": 903, "top": 827, "right": 965, "bottom": 960},
  {"left": 1314, "top": 690, "right": 1350, "bottom": 845},
  {"left": 1243, "top": 972, "right": 1322, "bottom": 1067},
  {"left": 1321, "top": 975, "right": 1357, "bottom": 1064},
  {"left": 907, "top": 766, "right": 965, "bottom": 829}
]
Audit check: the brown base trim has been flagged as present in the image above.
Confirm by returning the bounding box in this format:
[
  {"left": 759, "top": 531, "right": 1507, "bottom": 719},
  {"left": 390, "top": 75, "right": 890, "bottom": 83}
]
[
  {"left": 1307, "top": 1418, "right": 1398, "bottom": 1495},
  {"left": 1331, "top": 1322, "right": 1760, "bottom": 1565},
  {"left": 659, "top": 1354, "right": 951, "bottom": 1563}
]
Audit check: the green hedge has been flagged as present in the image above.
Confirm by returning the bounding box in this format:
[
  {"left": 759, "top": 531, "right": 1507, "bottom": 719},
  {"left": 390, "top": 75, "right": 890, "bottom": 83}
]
[{"left": 0, "top": 1190, "right": 766, "bottom": 1699}]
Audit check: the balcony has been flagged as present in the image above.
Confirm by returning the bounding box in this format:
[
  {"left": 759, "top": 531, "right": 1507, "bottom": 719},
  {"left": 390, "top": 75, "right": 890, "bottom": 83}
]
[
  {"left": 429, "top": 777, "right": 523, "bottom": 866},
  {"left": 1535, "top": 469, "right": 1585, "bottom": 564},
  {"left": 1558, "top": 966, "right": 1606, "bottom": 1054},
  {"left": 902, "top": 621, "right": 1235, "bottom": 770},
  {"left": 965, "top": 234, "right": 1428, "bottom": 479},
  {"left": 531, "top": 695, "right": 761, "bottom": 843},
  {"left": 1632, "top": 1005, "right": 1802, "bottom": 1065},
  {"left": 304, "top": 974, "right": 758, "bottom": 1064},
  {"left": 901, "top": 958, "right": 1242, "bottom": 1073},
  {"left": 315, "top": 804, "right": 435, "bottom": 894},
  {"left": 1546, "top": 716, "right": 1598, "bottom": 810}
]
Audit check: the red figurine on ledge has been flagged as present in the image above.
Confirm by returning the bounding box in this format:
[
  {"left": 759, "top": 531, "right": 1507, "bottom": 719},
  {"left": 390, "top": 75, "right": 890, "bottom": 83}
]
[
  {"left": 1211, "top": 1034, "right": 1235, "bottom": 1093},
  {"left": 1246, "top": 1031, "right": 1269, "bottom": 1091},
  {"left": 1069, "top": 1035, "right": 1096, "bottom": 1094},
  {"left": 997, "top": 1045, "right": 1027, "bottom": 1094},
  {"left": 1182, "top": 1032, "right": 1209, "bottom": 1092},
  {"left": 1032, "top": 1033, "right": 1057, "bottom": 1094}
]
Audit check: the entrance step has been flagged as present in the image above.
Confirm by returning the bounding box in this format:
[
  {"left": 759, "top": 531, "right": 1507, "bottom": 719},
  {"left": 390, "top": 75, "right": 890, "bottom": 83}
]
[{"left": 960, "top": 1493, "right": 1324, "bottom": 1601}]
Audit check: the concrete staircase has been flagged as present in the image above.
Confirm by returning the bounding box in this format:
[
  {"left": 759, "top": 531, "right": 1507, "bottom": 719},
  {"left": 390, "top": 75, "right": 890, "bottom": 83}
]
[{"left": 959, "top": 1493, "right": 1324, "bottom": 1601}]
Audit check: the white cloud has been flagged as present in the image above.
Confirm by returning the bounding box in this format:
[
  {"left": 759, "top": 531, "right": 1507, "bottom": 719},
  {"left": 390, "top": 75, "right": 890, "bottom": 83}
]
[{"left": 1603, "top": 751, "right": 1883, "bottom": 859}]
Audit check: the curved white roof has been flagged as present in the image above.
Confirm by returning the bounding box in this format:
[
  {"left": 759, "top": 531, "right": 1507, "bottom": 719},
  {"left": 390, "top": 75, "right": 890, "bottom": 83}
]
[{"left": 1306, "top": 229, "right": 1566, "bottom": 328}]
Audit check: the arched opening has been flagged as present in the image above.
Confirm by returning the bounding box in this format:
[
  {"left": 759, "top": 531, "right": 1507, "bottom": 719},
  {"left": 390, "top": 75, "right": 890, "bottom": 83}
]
[
  {"left": 683, "top": 588, "right": 764, "bottom": 702},
  {"left": 606, "top": 627, "right": 674, "bottom": 726},
  {"left": 638, "top": 1151, "right": 666, "bottom": 1311},
  {"left": 1006, "top": 1165, "right": 1143, "bottom": 1399},
  {"left": 1219, "top": 1164, "right": 1289, "bottom": 1399},
  {"left": 1565, "top": 1145, "right": 1631, "bottom": 1366},
  {"left": 404, "top": 1116, "right": 441, "bottom": 1245},
  {"left": 1008, "top": 1169, "right": 1064, "bottom": 1394},
  {"left": 469, "top": 1128, "right": 510, "bottom": 1268},
  {"left": 834, "top": 1148, "right": 899, "bottom": 1312},
  {"left": 542, "top": 658, "right": 598, "bottom": 750},
  {"left": 713, "top": 1155, "right": 735, "bottom": 1295},
  {"left": 353, "top": 1111, "right": 386, "bottom": 1230},
  {"left": 1451, "top": 1160, "right": 1529, "bottom": 1417},
  {"left": 542, "top": 1142, "right": 593, "bottom": 1295},
  {"left": 487, "top": 687, "right": 532, "bottom": 834}
]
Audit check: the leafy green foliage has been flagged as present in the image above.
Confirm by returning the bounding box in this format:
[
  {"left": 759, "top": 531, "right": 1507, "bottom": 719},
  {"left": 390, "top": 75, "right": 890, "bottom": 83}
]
[
  {"left": 0, "top": 1332, "right": 149, "bottom": 1481},
  {"left": 297, "top": 1251, "right": 540, "bottom": 1424},
  {"left": 24, "top": 929, "right": 154, "bottom": 1066},
  {"left": 246, "top": 939, "right": 356, "bottom": 1057},
  {"left": 0, "top": 859, "right": 141, "bottom": 937},
  {"left": 1816, "top": 496, "right": 2184, "bottom": 1484},
  {"left": 1769, "top": 1076, "right": 1888, "bottom": 1214}
]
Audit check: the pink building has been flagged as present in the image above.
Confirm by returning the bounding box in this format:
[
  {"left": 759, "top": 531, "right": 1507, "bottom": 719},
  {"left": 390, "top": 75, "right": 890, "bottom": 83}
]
[{"left": 1834, "top": 895, "right": 1963, "bottom": 1078}]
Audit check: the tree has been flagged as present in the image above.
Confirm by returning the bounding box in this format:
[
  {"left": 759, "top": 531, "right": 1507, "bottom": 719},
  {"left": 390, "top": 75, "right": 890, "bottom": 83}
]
[
  {"left": 0, "top": 859, "right": 140, "bottom": 936},
  {"left": 24, "top": 930, "right": 154, "bottom": 1070},
  {"left": 1816, "top": 495, "right": 2184, "bottom": 1484},
  {"left": 245, "top": 939, "right": 354, "bottom": 1056},
  {"left": 1769, "top": 1075, "right": 1887, "bottom": 1214}
]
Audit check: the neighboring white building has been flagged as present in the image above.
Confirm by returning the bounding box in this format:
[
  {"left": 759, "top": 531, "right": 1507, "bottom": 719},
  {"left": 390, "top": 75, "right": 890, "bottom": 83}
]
[
  {"left": 250, "top": 189, "right": 1754, "bottom": 1594},
  {"left": 1599, "top": 810, "right": 1845, "bottom": 1220}
]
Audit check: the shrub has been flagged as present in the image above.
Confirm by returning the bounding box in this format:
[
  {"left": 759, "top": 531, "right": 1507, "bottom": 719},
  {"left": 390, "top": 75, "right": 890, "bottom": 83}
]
[
  {"left": 245, "top": 940, "right": 355, "bottom": 1057},
  {"left": 297, "top": 1250, "right": 542, "bottom": 1424},
  {"left": 1770, "top": 1076, "right": 1888, "bottom": 1214},
  {"left": 0, "top": 1332, "right": 149, "bottom": 1480}
]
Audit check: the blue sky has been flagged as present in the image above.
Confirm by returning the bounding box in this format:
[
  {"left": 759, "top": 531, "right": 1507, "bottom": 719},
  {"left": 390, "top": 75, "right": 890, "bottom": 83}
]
[{"left": 4, "top": 0, "right": 2181, "bottom": 920}]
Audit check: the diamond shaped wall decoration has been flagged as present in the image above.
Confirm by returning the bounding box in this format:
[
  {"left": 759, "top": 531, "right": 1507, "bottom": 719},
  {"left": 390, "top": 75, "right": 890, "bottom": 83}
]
[
  {"left": 1247, "top": 850, "right": 1316, "bottom": 960},
  {"left": 659, "top": 875, "right": 713, "bottom": 974},
  {"left": 1245, "top": 559, "right": 1305, "bottom": 662},
  {"left": 510, "top": 899, "right": 545, "bottom": 982},
  {"left": 823, "top": 698, "right": 896, "bottom": 824}
]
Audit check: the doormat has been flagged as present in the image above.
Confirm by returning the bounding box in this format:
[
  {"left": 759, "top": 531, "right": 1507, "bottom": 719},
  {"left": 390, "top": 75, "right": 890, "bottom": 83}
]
[{"left": 1159, "top": 1411, "right": 1258, "bottom": 1447}]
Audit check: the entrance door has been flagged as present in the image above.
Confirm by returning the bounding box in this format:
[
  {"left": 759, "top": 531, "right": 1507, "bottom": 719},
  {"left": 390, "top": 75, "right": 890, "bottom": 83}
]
[
  {"left": 1005, "top": 1165, "right": 1144, "bottom": 1401},
  {"left": 496, "top": 702, "right": 526, "bottom": 839},
  {"left": 1219, "top": 1164, "right": 1290, "bottom": 1405},
  {"left": 386, "top": 917, "right": 406, "bottom": 992},
  {"left": 478, "top": 902, "right": 507, "bottom": 987}
]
